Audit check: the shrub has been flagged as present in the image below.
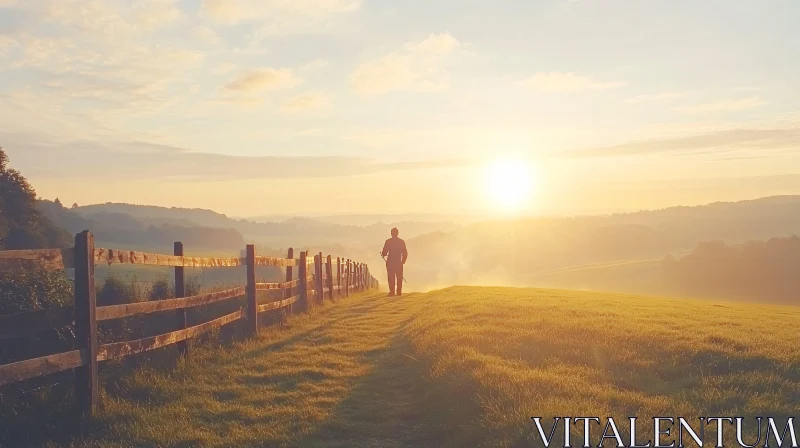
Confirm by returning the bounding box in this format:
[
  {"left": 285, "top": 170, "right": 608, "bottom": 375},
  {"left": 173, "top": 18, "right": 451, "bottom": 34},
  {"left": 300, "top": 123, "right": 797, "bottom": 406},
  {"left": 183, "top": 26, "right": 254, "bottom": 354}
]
[
  {"left": 0, "top": 269, "right": 73, "bottom": 314},
  {"left": 96, "top": 275, "right": 140, "bottom": 307},
  {"left": 149, "top": 278, "right": 172, "bottom": 300}
]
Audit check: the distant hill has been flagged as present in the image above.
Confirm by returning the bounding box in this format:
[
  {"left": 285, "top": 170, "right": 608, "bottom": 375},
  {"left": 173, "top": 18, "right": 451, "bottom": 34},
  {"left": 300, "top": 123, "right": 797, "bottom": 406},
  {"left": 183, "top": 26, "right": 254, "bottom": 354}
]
[
  {"left": 71, "top": 203, "right": 463, "bottom": 247},
  {"left": 38, "top": 201, "right": 245, "bottom": 251},
  {"left": 403, "top": 195, "right": 800, "bottom": 302},
  {"left": 247, "top": 213, "right": 474, "bottom": 227},
  {"left": 73, "top": 203, "right": 236, "bottom": 229}
]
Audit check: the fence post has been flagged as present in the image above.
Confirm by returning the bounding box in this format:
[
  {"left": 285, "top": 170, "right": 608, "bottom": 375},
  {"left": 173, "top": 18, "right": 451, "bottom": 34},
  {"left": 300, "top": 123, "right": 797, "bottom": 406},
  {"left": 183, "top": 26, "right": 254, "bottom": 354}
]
[
  {"left": 313, "top": 253, "right": 318, "bottom": 302},
  {"left": 326, "top": 255, "right": 334, "bottom": 301},
  {"left": 246, "top": 244, "right": 257, "bottom": 336},
  {"left": 174, "top": 242, "right": 188, "bottom": 357},
  {"left": 314, "top": 253, "right": 323, "bottom": 303},
  {"left": 285, "top": 248, "right": 294, "bottom": 313},
  {"left": 336, "top": 257, "right": 341, "bottom": 299},
  {"left": 74, "top": 230, "right": 98, "bottom": 416},
  {"left": 342, "top": 259, "right": 350, "bottom": 297},
  {"left": 298, "top": 251, "right": 308, "bottom": 311}
]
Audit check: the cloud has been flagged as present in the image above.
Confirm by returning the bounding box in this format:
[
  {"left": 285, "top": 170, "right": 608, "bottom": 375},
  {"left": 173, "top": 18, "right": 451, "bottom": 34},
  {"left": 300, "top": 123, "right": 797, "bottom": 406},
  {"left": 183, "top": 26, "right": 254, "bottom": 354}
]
[
  {"left": 563, "top": 127, "right": 800, "bottom": 158},
  {"left": 0, "top": 0, "right": 207, "bottom": 138},
  {"left": 675, "top": 97, "right": 767, "bottom": 115},
  {"left": 1, "top": 137, "right": 469, "bottom": 181},
  {"left": 299, "top": 59, "right": 329, "bottom": 71},
  {"left": 190, "top": 26, "right": 220, "bottom": 45},
  {"left": 625, "top": 91, "right": 693, "bottom": 104},
  {"left": 224, "top": 68, "right": 300, "bottom": 92},
  {"left": 282, "top": 92, "right": 332, "bottom": 113},
  {"left": 0, "top": 36, "right": 17, "bottom": 55},
  {"left": 131, "top": 0, "right": 183, "bottom": 30},
  {"left": 350, "top": 33, "right": 460, "bottom": 95},
  {"left": 202, "top": 0, "right": 360, "bottom": 35},
  {"left": 518, "top": 72, "right": 625, "bottom": 92}
]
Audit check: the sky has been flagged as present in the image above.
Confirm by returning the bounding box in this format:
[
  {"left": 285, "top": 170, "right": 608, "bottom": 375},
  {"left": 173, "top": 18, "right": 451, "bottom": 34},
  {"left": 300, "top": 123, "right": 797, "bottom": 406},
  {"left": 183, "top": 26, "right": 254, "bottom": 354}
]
[{"left": 1, "top": 0, "right": 800, "bottom": 218}]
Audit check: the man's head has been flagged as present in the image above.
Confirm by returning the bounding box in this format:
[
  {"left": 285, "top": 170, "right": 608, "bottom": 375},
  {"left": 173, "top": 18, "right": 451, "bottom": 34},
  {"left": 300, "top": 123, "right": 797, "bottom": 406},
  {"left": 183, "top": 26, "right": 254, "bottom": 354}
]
[{"left": 391, "top": 227, "right": 399, "bottom": 238}]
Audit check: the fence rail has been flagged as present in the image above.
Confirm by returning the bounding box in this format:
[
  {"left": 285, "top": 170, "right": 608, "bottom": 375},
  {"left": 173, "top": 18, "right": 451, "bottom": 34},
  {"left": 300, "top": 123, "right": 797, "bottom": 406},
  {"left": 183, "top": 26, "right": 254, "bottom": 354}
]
[{"left": 0, "top": 230, "right": 379, "bottom": 415}]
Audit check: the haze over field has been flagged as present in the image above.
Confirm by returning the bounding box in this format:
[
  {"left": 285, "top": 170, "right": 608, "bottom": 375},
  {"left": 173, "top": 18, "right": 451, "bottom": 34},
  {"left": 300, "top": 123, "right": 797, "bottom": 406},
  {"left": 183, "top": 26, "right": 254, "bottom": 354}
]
[{"left": 2, "top": 0, "right": 800, "bottom": 218}]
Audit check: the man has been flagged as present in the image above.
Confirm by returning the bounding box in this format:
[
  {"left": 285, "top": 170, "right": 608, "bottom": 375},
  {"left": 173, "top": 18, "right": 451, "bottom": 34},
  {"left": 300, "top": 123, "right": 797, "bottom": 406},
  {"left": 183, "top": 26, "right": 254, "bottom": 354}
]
[{"left": 381, "top": 227, "right": 408, "bottom": 296}]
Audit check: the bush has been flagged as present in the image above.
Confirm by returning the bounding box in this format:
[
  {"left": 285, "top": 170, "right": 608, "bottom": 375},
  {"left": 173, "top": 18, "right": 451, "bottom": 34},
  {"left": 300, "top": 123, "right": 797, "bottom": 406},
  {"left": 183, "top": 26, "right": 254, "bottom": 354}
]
[
  {"left": 96, "top": 275, "right": 141, "bottom": 307},
  {"left": 149, "top": 278, "right": 172, "bottom": 300},
  {"left": 0, "top": 269, "right": 73, "bottom": 314}
]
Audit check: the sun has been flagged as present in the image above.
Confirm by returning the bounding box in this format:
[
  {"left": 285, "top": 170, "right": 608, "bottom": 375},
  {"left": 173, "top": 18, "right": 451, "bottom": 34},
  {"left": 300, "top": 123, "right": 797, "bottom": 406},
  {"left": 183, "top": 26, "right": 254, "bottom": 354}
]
[{"left": 482, "top": 159, "right": 535, "bottom": 211}]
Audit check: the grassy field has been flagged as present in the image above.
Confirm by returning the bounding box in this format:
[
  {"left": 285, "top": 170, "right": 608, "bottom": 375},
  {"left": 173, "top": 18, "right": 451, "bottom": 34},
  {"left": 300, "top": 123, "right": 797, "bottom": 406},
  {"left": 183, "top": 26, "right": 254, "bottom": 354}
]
[{"left": 15, "top": 286, "right": 800, "bottom": 447}]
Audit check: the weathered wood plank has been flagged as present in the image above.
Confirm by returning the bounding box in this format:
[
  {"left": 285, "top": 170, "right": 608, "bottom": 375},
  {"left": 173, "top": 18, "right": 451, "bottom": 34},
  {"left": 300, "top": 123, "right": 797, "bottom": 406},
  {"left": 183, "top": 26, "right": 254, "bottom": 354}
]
[
  {"left": 94, "top": 248, "right": 243, "bottom": 268},
  {"left": 0, "top": 349, "right": 88, "bottom": 386},
  {"left": 255, "top": 279, "right": 299, "bottom": 291},
  {"left": 0, "top": 306, "right": 74, "bottom": 339},
  {"left": 0, "top": 248, "right": 74, "bottom": 271},
  {"left": 96, "top": 287, "right": 246, "bottom": 321},
  {"left": 97, "top": 310, "right": 244, "bottom": 361},
  {"left": 253, "top": 256, "right": 297, "bottom": 267},
  {"left": 255, "top": 282, "right": 281, "bottom": 291},
  {"left": 257, "top": 295, "right": 298, "bottom": 313}
]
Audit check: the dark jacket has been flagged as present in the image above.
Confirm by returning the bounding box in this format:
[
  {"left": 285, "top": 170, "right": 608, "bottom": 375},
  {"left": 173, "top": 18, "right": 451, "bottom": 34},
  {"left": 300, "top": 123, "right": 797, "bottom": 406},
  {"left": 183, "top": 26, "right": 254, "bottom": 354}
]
[{"left": 382, "top": 237, "right": 408, "bottom": 265}]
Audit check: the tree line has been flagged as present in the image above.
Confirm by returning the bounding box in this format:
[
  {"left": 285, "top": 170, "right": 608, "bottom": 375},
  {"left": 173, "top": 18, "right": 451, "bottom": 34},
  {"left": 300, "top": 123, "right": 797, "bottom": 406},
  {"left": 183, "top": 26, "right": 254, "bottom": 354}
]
[{"left": 662, "top": 236, "right": 800, "bottom": 303}]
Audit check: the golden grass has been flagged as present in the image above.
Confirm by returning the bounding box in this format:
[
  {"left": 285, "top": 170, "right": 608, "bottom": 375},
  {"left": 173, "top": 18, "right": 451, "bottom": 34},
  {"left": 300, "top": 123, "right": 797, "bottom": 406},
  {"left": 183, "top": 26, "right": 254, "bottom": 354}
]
[
  {"left": 406, "top": 287, "right": 800, "bottom": 447},
  {"left": 54, "top": 287, "right": 800, "bottom": 448}
]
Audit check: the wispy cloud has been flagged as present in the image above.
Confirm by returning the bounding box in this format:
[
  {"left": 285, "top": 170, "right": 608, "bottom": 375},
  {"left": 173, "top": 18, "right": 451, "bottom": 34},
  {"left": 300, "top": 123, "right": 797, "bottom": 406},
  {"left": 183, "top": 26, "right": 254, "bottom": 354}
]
[
  {"left": 202, "top": 0, "right": 361, "bottom": 36},
  {"left": 224, "top": 68, "right": 301, "bottom": 92},
  {"left": 0, "top": 0, "right": 208, "bottom": 137},
  {"left": 299, "top": 59, "right": 329, "bottom": 71},
  {"left": 190, "top": 25, "right": 220, "bottom": 45},
  {"left": 131, "top": 0, "right": 183, "bottom": 30},
  {"left": 625, "top": 91, "right": 693, "bottom": 104},
  {"left": 2, "top": 138, "right": 469, "bottom": 181},
  {"left": 0, "top": 36, "right": 16, "bottom": 55},
  {"left": 349, "top": 33, "right": 460, "bottom": 95},
  {"left": 282, "top": 92, "right": 332, "bottom": 113},
  {"left": 519, "top": 72, "right": 625, "bottom": 92},
  {"left": 675, "top": 97, "right": 767, "bottom": 115},
  {"left": 563, "top": 127, "right": 800, "bottom": 158}
]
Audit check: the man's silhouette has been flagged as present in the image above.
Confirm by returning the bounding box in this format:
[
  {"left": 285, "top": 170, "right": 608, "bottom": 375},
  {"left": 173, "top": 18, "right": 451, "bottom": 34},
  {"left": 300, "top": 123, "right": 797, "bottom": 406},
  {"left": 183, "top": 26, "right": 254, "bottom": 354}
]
[{"left": 382, "top": 227, "right": 408, "bottom": 296}]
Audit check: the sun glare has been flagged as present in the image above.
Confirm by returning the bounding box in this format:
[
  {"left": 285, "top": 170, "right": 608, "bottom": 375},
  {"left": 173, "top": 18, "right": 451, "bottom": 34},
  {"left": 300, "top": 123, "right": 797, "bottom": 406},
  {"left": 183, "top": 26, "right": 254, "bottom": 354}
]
[{"left": 483, "top": 159, "right": 535, "bottom": 212}]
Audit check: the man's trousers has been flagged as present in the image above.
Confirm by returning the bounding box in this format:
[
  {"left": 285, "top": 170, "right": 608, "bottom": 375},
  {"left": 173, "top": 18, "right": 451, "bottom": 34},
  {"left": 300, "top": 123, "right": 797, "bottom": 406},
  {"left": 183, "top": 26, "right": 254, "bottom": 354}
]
[{"left": 387, "top": 263, "right": 403, "bottom": 294}]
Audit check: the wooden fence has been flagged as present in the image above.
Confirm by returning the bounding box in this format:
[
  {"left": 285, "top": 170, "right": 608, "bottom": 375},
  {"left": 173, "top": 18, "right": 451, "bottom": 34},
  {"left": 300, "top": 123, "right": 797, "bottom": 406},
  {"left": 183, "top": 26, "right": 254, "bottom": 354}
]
[{"left": 0, "top": 230, "right": 379, "bottom": 416}]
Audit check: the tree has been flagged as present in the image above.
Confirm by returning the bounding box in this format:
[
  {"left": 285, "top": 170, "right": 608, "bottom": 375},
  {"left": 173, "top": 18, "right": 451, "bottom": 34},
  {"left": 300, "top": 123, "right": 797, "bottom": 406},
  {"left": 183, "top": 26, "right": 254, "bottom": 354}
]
[{"left": 0, "top": 147, "right": 71, "bottom": 249}]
